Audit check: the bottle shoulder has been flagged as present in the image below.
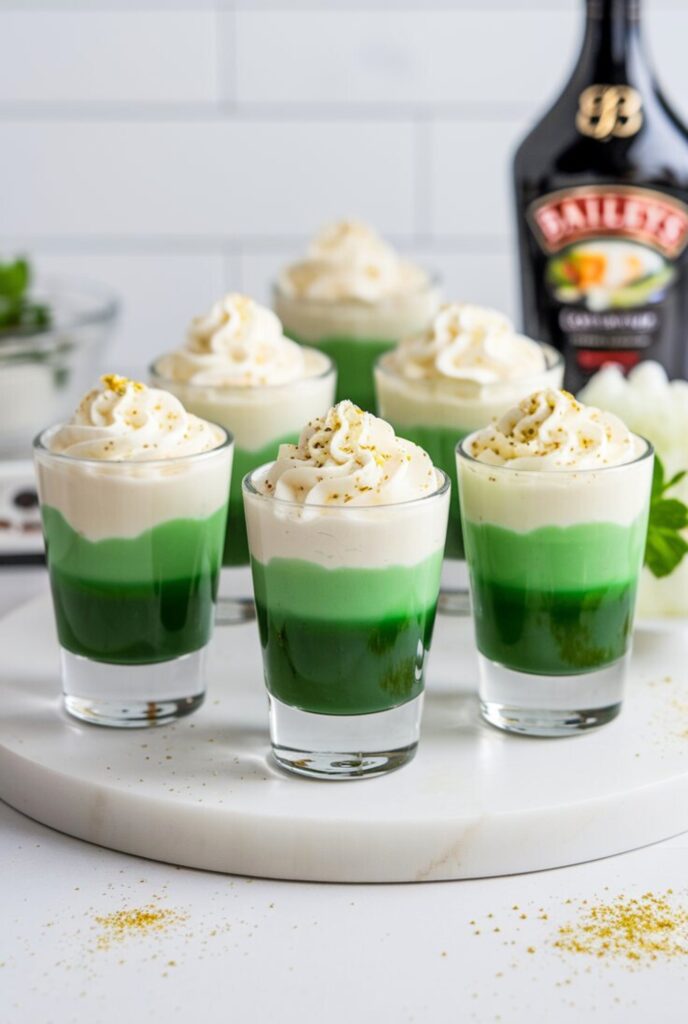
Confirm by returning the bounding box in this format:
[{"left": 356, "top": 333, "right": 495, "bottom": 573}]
[{"left": 514, "top": 86, "right": 688, "bottom": 192}]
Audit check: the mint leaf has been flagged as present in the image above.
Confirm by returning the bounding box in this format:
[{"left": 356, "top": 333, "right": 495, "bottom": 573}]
[
  {"left": 651, "top": 456, "right": 666, "bottom": 500},
  {"left": 665, "top": 470, "right": 687, "bottom": 492},
  {"left": 0, "top": 256, "right": 51, "bottom": 335},
  {"left": 645, "top": 529, "right": 688, "bottom": 579},
  {"left": 645, "top": 454, "right": 688, "bottom": 578},
  {"left": 649, "top": 498, "right": 688, "bottom": 531}
]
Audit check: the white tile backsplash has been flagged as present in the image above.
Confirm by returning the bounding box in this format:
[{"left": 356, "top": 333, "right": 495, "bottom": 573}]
[
  {"left": 0, "top": 12, "right": 219, "bottom": 105},
  {"left": 235, "top": 11, "right": 579, "bottom": 107},
  {"left": 0, "top": 120, "right": 416, "bottom": 238},
  {"left": 429, "top": 118, "right": 530, "bottom": 237},
  {"left": 1, "top": 0, "right": 686, "bottom": 379}
]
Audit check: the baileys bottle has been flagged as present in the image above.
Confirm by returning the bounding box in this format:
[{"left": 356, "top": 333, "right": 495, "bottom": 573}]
[{"left": 513, "top": 0, "right": 688, "bottom": 389}]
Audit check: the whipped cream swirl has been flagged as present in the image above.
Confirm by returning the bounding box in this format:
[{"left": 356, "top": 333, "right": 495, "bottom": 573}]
[
  {"left": 159, "top": 293, "right": 306, "bottom": 387},
  {"left": 388, "top": 303, "right": 546, "bottom": 389},
  {"left": 278, "top": 220, "right": 428, "bottom": 304},
  {"left": 468, "top": 388, "right": 638, "bottom": 470},
  {"left": 46, "top": 374, "right": 225, "bottom": 461},
  {"left": 258, "top": 400, "right": 441, "bottom": 505}
]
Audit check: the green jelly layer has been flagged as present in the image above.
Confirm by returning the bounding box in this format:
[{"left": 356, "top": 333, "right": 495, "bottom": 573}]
[
  {"left": 224, "top": 433, "right": 298, "bottom": 567},
  {"left": 389, "top": 423, "right": 468, "bottom": 560},
  {"left": 463, "top": 518, "right": 648, "bottom": 675},
  {"left": 251, "top": 553, "right": 443, "bottom": 714},
  {"left": 285, "top": 333, "right": 395, "bottom": 413},
  {"left": 42, "top": 504, "right": 226, "bottom": 665}
]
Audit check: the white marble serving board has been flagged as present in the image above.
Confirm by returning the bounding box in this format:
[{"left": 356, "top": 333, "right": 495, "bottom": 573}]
[{"left": 2, "top": 593, "right": 688, "bottom": 882}]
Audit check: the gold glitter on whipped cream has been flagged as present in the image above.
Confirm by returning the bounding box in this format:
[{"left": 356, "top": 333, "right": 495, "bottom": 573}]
[
  {"left": 45, "top": 374, "right": 225, "bottom": 461},
  {"left": 468, "top": 388, "right": 642, "bottom": 470},
  {"left": 100, "top": 373, "right": 145, "bottom": 397},
  {"left": 257, "top": 399, "right": 442, "bottom": 506}
]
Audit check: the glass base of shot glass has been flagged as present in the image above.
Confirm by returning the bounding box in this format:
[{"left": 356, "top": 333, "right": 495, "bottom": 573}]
[
  {"left": 437, "top": 558, "right": 471, "bottom": 617},
  {"left": 61, "top": 647, "right": 207, "bottom": 728},
  {"left": 268, "top": 694, "right": 424, "bottom": 779},
  {"left": 477, "top": 651, "right": 629, "bottom": 737},
  {"left": 215, "top": 566, "right": 256, "bottom": 626}
]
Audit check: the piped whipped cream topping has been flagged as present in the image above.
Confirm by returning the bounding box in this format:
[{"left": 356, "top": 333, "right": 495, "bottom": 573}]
[
  {"left": 258, "top": 400, "right": 441, "bottom": 505},
  {"left": 388, "top": 303, "right": 546, "bottom": 389},
  {"left": 160, "top": 293, "right": 306, "bottom": 387},
  {"left": 46, "top": 374, "right": 225, "bottom": 461},
  {"left": 468, "top": 388, "right": 639, "bottom": 470},
  {"left": 278, "top": 220, "right": 428, "bottom": 304}
]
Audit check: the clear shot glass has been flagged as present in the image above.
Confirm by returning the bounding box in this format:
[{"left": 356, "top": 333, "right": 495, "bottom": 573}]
[
  {"left": 375, "top": 344, "right": 564, "bottom": 614},
  {"left": 150, "top": 355, "right": 335, "bottom": 623},
  {"left": 34, "top": 427, "right": 233, "bottom": 727},
  {"left": 456, "top": 434, "right": 654, "bottom": 736},
  {"left": 243, "top": 468, "right": 450, "bottom": 778}
]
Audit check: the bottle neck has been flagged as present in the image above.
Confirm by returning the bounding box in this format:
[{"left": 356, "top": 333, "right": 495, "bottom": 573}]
[{"left": 576, "top": 0, "right": 647, "bottom": 84}]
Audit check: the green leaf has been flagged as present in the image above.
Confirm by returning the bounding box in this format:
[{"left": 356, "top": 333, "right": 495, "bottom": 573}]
[
  {"left": 649, "top": 498, "right": 688, "bottom": 531},
  {"left": 644, "top": 454, "right": 688, "bottom": 578},
  {"left": 651, "top": 455, "right": 666, "bottom": 500},
  {"left": 0, "top": 256, "right": 52, "bottom": 336},
  {"left": 645, "top": 529, "right": 688, "bottom": 579},
  {"left": 665, "top": 470, "right": 687, "bottom": 492}
]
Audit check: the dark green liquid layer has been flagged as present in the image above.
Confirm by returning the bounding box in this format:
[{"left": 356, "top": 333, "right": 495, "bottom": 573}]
[
  {"left": 388, "top": 423, "right": 468, "bottom": 559},
  {"left": 224, "top": 433, "right": 297, "bottom": 567},
  {"left": 251, "top": 553, "right": 442, "bottom": 714},
  {"left": 284, "top": 333, "right": 395, "bottom": 413},
  {"left": 463, "top": 519, "right": 647, "bottom": 675},
  {"left": 42, "top": 505, "right": 226, "bottom": 665}
]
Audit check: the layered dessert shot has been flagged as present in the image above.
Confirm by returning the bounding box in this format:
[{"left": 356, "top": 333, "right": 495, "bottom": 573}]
[
  {"left": 152, "top": 293, "right": 335, "bottom": 572},
  {"left": 274, "top": 220, "right": 439, "bottom": 411},
  {"left": 456, "top": 388, "right": 653, "bottom": 737},
  {"left": 243, "top": 399, "right": 449, "bottom": 778},
  {"left": 581, "top": 361, "right": 688, "bottom": 618},
  {"left": 375, "top": 303, "right": 563, "bottom": 563},
  {"left": 34, "top": 374, "right": 233, "bottom": 727}
]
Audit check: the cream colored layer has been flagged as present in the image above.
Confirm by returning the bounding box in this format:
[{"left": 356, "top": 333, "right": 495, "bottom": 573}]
[
  {"left": 456, "top": 438, "right": 652, "bottom": 533},
  {"left": 152, "top": 350, "right": 335, "bottom": 450},
  {"left": 375, "top": 345, "right": 563, "bottom": 431},
  {"left": 243, "top": 470, "right": 449, "bottom": 570},
  {"left": 274, "top": 283, "right": 440, "bottom": 344},
  {"left": 35, "top": 443, "right": 233, "bottom": 542}
]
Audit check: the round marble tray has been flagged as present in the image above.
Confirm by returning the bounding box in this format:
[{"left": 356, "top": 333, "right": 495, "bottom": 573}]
[{"left": 2, "top": 591, "right": 688, "bottom": 883}]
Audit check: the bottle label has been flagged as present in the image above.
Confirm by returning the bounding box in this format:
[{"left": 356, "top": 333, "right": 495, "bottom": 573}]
[{"left": 527, "top": 184, "right": 688, "bottom": 375}]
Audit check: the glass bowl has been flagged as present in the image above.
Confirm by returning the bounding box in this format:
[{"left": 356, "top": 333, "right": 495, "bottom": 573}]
[{"left": 0, "top": 276, "right": 119, "bottom": 459}]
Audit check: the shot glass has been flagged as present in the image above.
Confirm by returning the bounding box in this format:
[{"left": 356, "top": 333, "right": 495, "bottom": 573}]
[
  {"left": 456, "top": 435, "right": 653, "bottom": 736},
  {"left": 243, "top": 467, "right": 450, "bottom": 778},
  {"left": 375, "top": 344, "right": 563, "bottom": 611},
  {"left": 34, "top": 427, "right": 233, "bottom": 727},
  {"left": 274, "top": 276, "right": 440, "bottom": 413},
  {"left": 150, "top": 355, "right": 335, "bottom": 621}
]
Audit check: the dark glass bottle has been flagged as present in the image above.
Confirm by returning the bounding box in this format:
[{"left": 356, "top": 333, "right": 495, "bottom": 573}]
[{"left": 513, "top": 0, "right": 688, "bottom": 390}]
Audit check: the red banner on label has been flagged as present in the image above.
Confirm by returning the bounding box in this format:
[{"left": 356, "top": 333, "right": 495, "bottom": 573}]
[{"left": 529, "top": 186, "right": 688, "bottom": 259}]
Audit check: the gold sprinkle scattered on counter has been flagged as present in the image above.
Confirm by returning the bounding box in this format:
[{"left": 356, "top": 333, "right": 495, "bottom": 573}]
[
  {"left": 94, "top": 904, "right": 188, "bottom": 950},
  {"left": 553, "top": 891, "right": 688, "bottom": 964}
]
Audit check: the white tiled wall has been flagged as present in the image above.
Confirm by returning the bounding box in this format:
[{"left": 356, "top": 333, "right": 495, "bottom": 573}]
[{"left": 2, "top": 0, "right": 686, "bottom": 368}]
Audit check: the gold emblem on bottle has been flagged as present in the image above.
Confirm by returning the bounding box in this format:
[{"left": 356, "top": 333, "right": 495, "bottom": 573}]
[{"left": 576, "top": 85, "right": 643, "bottom": 140}]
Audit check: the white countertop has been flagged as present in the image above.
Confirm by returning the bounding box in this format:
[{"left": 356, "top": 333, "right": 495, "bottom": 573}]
[{"left": 2, "top": 570, "right": 688, "bottom": 1024}]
